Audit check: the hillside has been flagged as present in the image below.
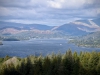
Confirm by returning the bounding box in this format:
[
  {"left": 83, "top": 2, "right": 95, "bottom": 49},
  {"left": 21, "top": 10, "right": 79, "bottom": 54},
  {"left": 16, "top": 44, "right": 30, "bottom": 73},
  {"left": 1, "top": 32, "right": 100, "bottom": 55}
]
[
  {"left": 69, "top": 31, "right": 100, "bottom": 48},
  {"left": 0, "top": 18, "right": 100, "bottom": 40},
  {"left": 92, "top": 18, "right": 100, "bottom": 26},
  {"left": 53, "top": 18, "right": 100, "bottom": 35},
  {"left": 0, "top": 21, "right": 54, "bottom": 30}
]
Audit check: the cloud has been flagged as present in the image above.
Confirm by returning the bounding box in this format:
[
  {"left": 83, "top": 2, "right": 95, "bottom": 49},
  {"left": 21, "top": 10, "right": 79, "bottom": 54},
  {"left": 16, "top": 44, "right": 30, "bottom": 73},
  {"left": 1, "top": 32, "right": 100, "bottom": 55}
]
[
  {"left": 48, "top": 0, "right": 85, "bottom": 9},
  {"left": 48, "top": 0, "right": 97, "bottom": 9},
  {"left": 0, "top": 0, "right": 100, "bottom": 26}
]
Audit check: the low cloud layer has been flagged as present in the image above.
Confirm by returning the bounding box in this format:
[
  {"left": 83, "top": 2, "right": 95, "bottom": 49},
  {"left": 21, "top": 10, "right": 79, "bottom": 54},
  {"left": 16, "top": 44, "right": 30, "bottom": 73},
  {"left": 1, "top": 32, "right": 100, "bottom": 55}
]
[{"left": 0, "top": 0, "right": 100, "bottom": 26}]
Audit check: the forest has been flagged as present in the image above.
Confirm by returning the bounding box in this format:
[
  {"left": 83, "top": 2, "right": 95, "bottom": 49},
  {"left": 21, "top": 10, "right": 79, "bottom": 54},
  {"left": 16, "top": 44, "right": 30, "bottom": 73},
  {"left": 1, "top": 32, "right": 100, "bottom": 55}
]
[
  {"left": 69, "top": 39, "right": 100, "bottom": 48},
  {"left": 0, "top": 50, "right": 100, "bottom": 75},
  {"left": 69, "top": 31, "right": 100, "bottom": 48}
]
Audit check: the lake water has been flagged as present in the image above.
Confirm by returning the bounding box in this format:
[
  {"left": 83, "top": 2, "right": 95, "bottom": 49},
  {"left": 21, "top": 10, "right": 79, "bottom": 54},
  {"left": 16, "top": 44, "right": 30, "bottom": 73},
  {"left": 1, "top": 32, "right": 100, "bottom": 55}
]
[{"left": 0, "top": 39, "right": 100, "bottom": 57}]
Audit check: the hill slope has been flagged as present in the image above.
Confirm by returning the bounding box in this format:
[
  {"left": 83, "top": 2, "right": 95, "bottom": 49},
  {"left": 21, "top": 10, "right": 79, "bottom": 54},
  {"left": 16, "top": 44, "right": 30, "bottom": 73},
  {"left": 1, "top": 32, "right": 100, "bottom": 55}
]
[
  {"left": 0, "top": 18, "right": 100, "bottom": 39},
  {"left": 52, "top": 18, "right": 100, "bottom": 36},
  {"left": 70, "top": 31, "right": 100, "bottom": 48}
]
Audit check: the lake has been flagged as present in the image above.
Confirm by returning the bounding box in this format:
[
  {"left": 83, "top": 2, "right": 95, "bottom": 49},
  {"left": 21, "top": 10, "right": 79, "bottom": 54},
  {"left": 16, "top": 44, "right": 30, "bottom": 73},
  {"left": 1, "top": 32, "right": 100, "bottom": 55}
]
[{"left": 0, "top": 39, "right": 100, "bottom": 57}]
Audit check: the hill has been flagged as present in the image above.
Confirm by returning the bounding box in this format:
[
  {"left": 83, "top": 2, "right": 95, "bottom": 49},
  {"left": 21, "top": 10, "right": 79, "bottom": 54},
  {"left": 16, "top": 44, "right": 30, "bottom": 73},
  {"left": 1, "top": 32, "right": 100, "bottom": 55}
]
[
  {"left": 0, "top": 18, "right": 100, "bottom": 40},
  {"left": 52, "top": 18, "right": 100, "bottom": 36},
  {"left": 69, "top": 31, "right": 100, "bottom": 48},
  {"left": 92, "top": 18, "right": 100, "bottom": 26}
]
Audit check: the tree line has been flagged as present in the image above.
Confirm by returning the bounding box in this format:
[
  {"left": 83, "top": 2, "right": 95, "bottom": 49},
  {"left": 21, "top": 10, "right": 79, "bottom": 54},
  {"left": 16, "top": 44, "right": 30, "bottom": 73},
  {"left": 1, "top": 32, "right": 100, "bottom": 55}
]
[{"left": 0, "top": 50, "right": 100, "bottom": 75}]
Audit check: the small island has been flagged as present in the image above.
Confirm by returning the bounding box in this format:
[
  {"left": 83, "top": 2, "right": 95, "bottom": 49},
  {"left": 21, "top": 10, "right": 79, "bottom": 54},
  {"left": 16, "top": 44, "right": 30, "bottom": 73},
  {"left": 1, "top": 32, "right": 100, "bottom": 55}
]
[{"left": 0, "top": 41, "right": 3, "bottom": 45}]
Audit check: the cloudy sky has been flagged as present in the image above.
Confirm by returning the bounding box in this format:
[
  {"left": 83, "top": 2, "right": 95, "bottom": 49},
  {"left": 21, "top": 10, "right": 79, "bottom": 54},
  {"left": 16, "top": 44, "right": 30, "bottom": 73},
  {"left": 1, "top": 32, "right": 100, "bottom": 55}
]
[{"left": 0, "top": 0, "right": 100, "bottom": 26}]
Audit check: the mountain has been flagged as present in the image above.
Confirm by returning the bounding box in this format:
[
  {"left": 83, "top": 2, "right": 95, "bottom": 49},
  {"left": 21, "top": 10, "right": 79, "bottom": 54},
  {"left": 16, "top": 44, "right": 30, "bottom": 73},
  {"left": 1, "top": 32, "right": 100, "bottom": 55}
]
[
  {"left": 0, "top": 21, "right": 67, "bottom": 40},
  {"left": 0, "top": 21, "right": 55, "bottom": 35},
  {"left": 0, "top": 18, "right": 100, "bottom": 37},
  {"left": 0, "top": 21, "right": 54, "bottom": 30},
  {"left": 52, "top": 23, "right": 88, "bottom": 35},
  {"left": 52, "top": 18, "right": 100, "bottom": 36},
  {"left": 92, "top": 18, "right": 100, "bottom": 26}
]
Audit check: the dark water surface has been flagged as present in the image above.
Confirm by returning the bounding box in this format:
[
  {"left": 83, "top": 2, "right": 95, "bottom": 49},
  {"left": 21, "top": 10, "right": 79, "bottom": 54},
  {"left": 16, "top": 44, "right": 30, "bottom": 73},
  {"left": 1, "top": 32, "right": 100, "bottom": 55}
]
[{"left": 0, "top": 39, "right": 100, "bottom": 57}]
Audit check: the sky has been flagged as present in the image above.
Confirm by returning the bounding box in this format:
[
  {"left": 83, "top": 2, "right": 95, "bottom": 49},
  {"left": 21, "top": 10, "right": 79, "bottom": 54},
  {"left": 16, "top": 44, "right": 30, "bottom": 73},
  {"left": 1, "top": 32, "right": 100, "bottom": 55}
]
[{"left": 0, "top": 0, "right": 100, "bottom": 26}]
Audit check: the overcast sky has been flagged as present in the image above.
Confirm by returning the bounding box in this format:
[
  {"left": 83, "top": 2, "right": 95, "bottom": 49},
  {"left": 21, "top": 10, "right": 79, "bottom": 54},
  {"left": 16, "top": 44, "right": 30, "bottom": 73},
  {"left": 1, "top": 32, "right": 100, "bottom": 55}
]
[{"left": 0, "top": 0, "right": 100, "bottom": 26}]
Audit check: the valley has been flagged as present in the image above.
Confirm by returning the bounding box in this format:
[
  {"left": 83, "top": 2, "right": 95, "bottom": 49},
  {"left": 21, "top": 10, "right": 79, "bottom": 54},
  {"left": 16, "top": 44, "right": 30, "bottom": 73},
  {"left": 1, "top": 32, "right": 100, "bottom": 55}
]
[
  {"left": 0, "top": 18, "right": 100, "bottom": 35},
  {"left": 0, "top": 18, "right": 100, "bottom": 48}
]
